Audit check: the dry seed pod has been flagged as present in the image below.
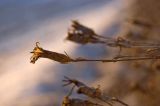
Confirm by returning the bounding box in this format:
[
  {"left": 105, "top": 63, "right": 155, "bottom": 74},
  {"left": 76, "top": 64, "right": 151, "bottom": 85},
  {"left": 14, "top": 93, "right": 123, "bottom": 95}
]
[
  {"left": 71, "top": 20, "right": 97, "bottom": 37},
  {"left": 66, "top": 20, "right": 132, "bottom": 48},
  {"left": 30, "top": 42, "right": 43, "bottom": 64},
  {"left": 63, "top": 76, "right": 128, "bottom": 106},
  {"left": 66, "top": 20, "right": 106, "bottom": 44},
  {"left": 70, "top": 20, "right": 112, "bottom": 40},
  {"left": 66, "top": 30, "right": 92, "bottom": 44},
  {"left": 67, "top": 21, "right": 140, "bottom": 49},
  {"left": 67, "top": 20, "right": 160, "bottom": 50},
  {"left": 30, "top": 42, "right": 73, "bottom": 64}
]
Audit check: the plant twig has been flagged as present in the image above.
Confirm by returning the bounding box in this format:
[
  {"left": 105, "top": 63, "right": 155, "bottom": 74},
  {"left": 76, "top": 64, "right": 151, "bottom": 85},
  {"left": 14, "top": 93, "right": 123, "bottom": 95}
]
[
  {"left": 63, "top": 76, "right": 128, "bottom": 106},
  {"left": 62, "top": 80, "right": 103, "bottom": 106},
  {"left": 62, "top": 96, "right": 104, "bottom": 106},
  {"left": 30, "top": 42, "right": 160, "bottom": 64},
  {"left": 65, "top": 20, "right": 160, "bottom": 55}
]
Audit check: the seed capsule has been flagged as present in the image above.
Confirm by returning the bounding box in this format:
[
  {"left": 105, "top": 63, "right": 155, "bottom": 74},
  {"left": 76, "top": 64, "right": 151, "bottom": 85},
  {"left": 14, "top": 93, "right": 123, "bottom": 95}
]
[{"left": 30, "top": 42, "right": 73, "bottom": 64}]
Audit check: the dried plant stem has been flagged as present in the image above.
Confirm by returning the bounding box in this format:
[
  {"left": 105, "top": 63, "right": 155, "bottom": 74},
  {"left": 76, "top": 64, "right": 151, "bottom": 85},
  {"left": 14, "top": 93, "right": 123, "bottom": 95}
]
[
  {"left": 30, "top": 43, "right": 160, "bottom": 64},
  {"left": 62, "top": 95, "right": 103, "bottom": 106},
  {"left": 73, "top": 56, "right": 160, "bottom": 63},
  {"left": 66, "top": 20, "right": 160, "bottom": 50},
  {"left": 63, "top": 76, "right": 128, "bottom": 106}
]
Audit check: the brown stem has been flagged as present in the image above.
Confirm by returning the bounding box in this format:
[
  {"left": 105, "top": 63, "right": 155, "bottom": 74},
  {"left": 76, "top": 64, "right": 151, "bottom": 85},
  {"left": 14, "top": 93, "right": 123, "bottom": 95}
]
[
  {"left": 30, "top": 42, "right": 160, "bottom": 64},
  {"left": 73, "top": 56, "right": 160, "bottom": 63}
]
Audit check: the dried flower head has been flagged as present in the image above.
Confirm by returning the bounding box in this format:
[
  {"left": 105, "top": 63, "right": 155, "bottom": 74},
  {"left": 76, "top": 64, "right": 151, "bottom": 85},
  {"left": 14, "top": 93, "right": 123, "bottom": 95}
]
[
  {"left": 30, "top": 42, "right": 73, "bottom": 64},
  {"left": 30, "top": 42, "right": 44, "bottom": 64},
  {"left": 66, "top": 20, "right": 104, "bottom": 44},
  {"left": 71, "top": 20, "right": 97, "bottom": 36}
]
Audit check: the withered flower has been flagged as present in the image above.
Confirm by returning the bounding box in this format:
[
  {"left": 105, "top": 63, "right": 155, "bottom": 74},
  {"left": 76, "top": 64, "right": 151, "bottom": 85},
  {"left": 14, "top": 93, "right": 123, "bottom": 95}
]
[
  {"left": 66, "top": 20, "right": 106, "bottom": 44},
  {"left": 30, "top": 42, "right": 43, "bottom": 64},
  {"left": 30, "top": 42, "right": 73, "bottom": 64},
  {"left": 71, "top": 20, "right": 97, "bottom": 37}
]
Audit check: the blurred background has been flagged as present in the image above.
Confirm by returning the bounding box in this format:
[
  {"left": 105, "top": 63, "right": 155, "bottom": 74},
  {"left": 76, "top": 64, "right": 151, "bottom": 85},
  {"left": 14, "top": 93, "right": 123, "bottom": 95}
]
[
  {"left": 1, "top": 0, "right": 160, "bottom": 106},
  {"left": 0, "top": 0, "right": 126, "bottom": 105}
]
